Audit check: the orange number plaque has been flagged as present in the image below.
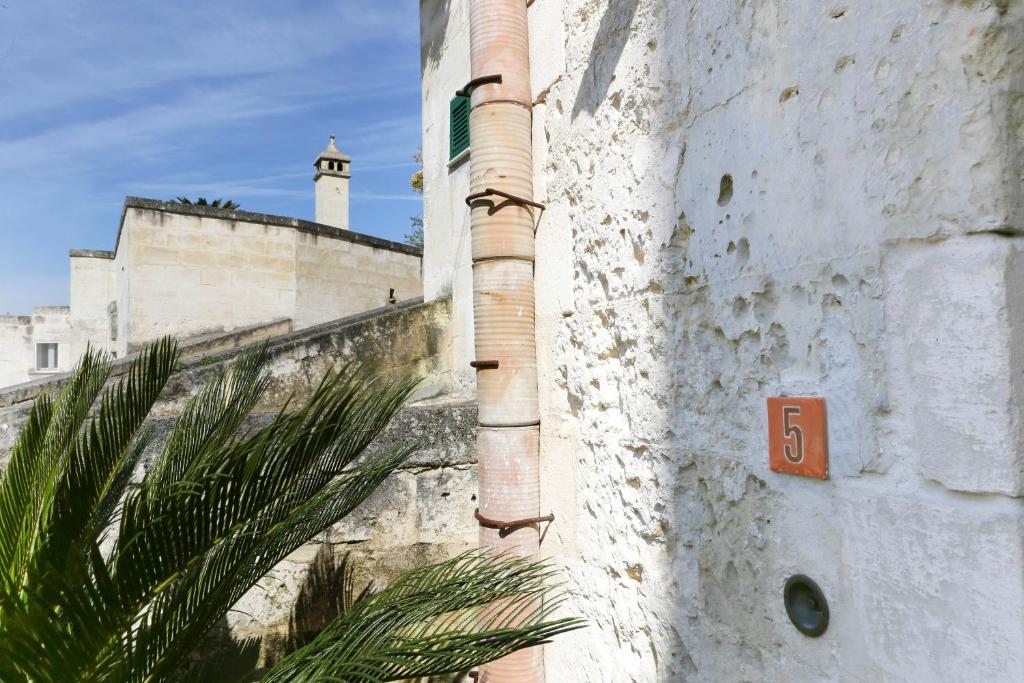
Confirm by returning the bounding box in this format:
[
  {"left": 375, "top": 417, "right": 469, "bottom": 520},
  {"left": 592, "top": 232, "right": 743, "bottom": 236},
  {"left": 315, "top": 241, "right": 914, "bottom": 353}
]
[{"left": 767, "top": 397, "right": 828, "bottom": 479}]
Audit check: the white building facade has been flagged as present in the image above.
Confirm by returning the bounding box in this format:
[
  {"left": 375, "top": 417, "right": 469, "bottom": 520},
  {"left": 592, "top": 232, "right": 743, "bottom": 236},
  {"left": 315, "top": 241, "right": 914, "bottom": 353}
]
[
  {"left": 0, "top": 141, "right": 422, "bottom": 389},
  {"left": 419, "top": 1, "right": 1024, "bottom": 680}
]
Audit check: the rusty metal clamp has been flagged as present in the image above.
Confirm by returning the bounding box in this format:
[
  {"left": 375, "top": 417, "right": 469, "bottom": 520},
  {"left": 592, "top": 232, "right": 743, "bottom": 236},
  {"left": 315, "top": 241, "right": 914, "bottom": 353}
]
[
  {"left": 465, "top": 187, "right": 547, "bottom": 212},
  {"left": 456, "top": 74, "right": 503, "bottom": 97},
  {"left": 475, "top": 508, "right": 555, "bottom": 538}
]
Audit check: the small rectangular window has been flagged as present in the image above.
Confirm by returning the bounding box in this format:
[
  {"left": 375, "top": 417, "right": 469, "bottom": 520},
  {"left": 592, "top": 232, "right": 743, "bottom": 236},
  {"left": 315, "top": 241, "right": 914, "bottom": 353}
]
[
  {"left": 36, "top": 343, "right": 58, "bottom": 371},
  {"left": 450, "top": 94, "right": 471, "bottom": 160}
]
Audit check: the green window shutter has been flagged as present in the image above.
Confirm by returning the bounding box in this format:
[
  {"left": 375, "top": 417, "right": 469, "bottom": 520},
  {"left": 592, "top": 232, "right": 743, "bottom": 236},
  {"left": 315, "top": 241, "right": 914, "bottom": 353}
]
[{"left": 450, "top": 95, "right": 471, "bottom": 160}]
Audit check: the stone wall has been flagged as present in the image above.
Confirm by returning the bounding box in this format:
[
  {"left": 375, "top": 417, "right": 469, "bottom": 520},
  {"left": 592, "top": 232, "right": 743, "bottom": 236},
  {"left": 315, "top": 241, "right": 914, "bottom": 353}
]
[
  {"left": 293, "top": 230, "right": 422, "bottom": 329},
  {"left": 0, "top": 297, "right": 479, "bottom": 663},
  {"left": 0, "top": 198, "right": 424, "bottom": 389},
  {"left": 0, "top": 316, "right": 32, "bottom": 389},
  {"left": 0, "top": 317, "right": 294, "bottom": 411},
  {"left": 0, "top": 308, "right": 74, "bottom": 388},
  {"left": 421, "top": 1, "right": 1024, "bottom": 680},
  {"left": 117, "top": 199, "right": 424, "bottom": 352},
  {"left": 119, "top": 204, "right": 299, "bottom": 351},
  {"left": 69, "top": 250, "right": 116, "bottom": 357},
  {"left": 421, "top": 0, "right": 477, "bottom": 399}
]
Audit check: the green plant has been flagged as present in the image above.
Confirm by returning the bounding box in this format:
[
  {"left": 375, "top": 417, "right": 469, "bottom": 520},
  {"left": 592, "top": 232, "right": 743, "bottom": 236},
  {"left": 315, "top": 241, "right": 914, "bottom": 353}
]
[
  {"left": 0, "top": 340, "right": 580, "bottom": 681},
  {"left": 405, "top": 217, "right": 424, "bottom": 249},
  {"left": 174, "top": 197, "right": 240, "bottom": 210},
  {"left": 407, "top": 149, "right": 424, "bottom": 248}
]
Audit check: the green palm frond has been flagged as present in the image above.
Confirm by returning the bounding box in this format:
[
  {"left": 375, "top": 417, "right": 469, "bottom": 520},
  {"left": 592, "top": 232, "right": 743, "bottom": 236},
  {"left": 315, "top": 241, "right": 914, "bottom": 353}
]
[
  {"left": 0, "top": 340, "right": 581, "bottom": 682},
  {"left": 0, "top": 340, "right": 179, "bottom": 680},
  {"left": 265, "top": 552, "right": 583, "bottom": 683},
  {"left": 173, "top": 197, "right": 239, "bottom": 210}
]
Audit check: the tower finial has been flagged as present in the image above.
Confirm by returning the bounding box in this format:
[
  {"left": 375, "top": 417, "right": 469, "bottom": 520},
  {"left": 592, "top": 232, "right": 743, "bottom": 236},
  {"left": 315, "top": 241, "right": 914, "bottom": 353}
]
[{"left": 314, "top": 135, "right": 351, "bottom": 229}]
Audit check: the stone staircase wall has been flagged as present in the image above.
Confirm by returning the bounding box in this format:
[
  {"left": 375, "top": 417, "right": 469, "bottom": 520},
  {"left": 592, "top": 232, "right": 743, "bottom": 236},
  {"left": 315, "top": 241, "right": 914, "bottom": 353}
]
[{"left": 0, "top": 297, "right": 480, "bottom": 661}]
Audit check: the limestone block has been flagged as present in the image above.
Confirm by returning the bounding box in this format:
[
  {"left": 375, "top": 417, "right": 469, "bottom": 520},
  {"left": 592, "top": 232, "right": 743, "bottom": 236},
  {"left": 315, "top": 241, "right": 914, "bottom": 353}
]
[
  {"left": 415, "top": 466, "right": 478, "bottom": 545},
  {"left": 0, "top": 410, "right": 27, "bottom": 467},
  {"left": 245, "top": 254, "right": 292, "bottom": 274},
  {"left": 132, "top": 245, "right": 181, "bottom": 267},
  {"left": 366, "top": 400, "right": 477, "bottom": 469},
  {"left": 199, "top": 269, "right": 229, "bottom": 287},
  {"left": 884, "top": 236, "right": 1024, "bottom": 495},
  {"left": 537, "top": 433, "right": 576, "bottom": 557},
  {"left": 130, "top": 224, "right": 169, "bottom": 247},
  {"left": 836, "top": 487, "right": 1024, "bottom": 680},
  {"left": 326, "top": 471, "right": 417, "bottom": 546}
]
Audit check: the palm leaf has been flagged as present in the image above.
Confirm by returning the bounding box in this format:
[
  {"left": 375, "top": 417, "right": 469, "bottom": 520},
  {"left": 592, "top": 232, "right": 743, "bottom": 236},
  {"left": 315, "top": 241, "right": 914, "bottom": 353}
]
[
  {"left": 0, "top": 340, "right": 580, "bottom": 682},
  {"left": 0, "top": 341, "right": 179, "bottom": 682},
  {"left": 264, "top": 552, "right": 584, "bottom": 682}
]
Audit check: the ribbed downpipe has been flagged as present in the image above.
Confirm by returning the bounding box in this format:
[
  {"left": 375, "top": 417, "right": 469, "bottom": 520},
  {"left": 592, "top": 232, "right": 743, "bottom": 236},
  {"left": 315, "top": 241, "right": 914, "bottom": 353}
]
[{"left": 468, "top": 1, "right": 542, "bottom": 681}]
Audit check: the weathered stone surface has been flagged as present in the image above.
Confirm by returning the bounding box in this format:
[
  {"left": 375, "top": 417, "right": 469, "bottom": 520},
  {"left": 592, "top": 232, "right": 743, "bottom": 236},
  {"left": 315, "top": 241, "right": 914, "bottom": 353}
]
[
  {"left": 155, "top": 296, "right": 452, "bottom": 415},
  {"left": 834, "top": 487, "right": 1024, "bottom": 681},
  {"left": 884, "top": 236, "right": 1024, "bottom": 495},
  {"left": 416, "top": 466, "right": 479, "bottom": 545},
  {"left": 0, "top": 297, "right": 453, "bottom": 420},
  {"left": 370, "top": 398, "right": 477, "bottom": 469},
  {"left": 419, "top": 0, "right": 1024, "bottom": 680},
  {"left": 0, "top": 316, "right": 294, "bottom": 409}
]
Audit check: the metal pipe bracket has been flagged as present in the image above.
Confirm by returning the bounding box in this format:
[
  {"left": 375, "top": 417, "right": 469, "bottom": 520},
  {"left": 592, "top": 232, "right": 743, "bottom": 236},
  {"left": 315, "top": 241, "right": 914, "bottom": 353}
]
[
  {"left": 465, "top": 187, "right": 547, "bottom": 212},
  {"left": 475, "top": 508, "right": 555, "bottom": 538},
  {"left": 456, "top": 74, "right": 503, "bottom": 98}
]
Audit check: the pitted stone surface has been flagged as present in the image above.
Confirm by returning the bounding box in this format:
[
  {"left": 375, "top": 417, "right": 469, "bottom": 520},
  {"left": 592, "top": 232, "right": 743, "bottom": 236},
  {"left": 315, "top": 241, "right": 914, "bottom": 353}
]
[{"left": 419, "top": 0, "right": 1024, "bottom": 680}]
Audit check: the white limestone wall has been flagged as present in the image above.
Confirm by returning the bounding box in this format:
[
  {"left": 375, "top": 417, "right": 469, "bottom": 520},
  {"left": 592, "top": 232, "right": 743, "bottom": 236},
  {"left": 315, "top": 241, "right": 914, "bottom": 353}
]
[
  {"left": 0, "top": 317, "right": 32, "bottom": 388},
  {"left": 69, "top": 253, "right": 116, "bottom": 358},
  {"left": 120, "top": 207, "right": 298, "bottom": 349},
  {"left": 117, "top": 206, "right": 422, "bottom": 351},
  {"left": 114, "top": 239, "right": 131, "bottom": 357},
  {"left": 0, "top": 308, "right": 75, "bottom": 387},
  {"left": 293, "top": 232, "right": 422, "bottom": 329},
  {"left": 314, "top": 173, "right": 350, "bottom": 230},
  {"left": 420, "top": 0, "right": 1024, "bottom": 680},
  {"left": 421, "top": 0, "right": 476, "bottom": 396}
]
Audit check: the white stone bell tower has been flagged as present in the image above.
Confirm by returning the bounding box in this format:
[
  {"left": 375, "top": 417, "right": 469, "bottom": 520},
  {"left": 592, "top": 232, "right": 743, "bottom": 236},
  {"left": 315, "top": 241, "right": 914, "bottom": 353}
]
[{"left": 313, "top": 135, "right": 351, "bottom": 229}]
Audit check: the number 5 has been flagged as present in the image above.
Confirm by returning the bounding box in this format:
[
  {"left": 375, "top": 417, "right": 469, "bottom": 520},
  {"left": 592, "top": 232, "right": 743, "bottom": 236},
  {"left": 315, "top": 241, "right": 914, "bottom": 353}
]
[{"left": 783, "top": 406, "right": 803, "bottom": 464}]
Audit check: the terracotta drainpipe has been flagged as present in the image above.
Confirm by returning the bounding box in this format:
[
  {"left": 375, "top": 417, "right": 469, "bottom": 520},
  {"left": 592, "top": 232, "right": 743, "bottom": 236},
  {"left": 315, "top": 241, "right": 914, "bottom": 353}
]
[{"left": 466, "top": 0, "right": 544, "bottom": 681}]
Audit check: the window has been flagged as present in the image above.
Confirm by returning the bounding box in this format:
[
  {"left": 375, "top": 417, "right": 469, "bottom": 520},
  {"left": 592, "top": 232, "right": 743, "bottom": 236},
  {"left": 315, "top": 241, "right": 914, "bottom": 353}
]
[
  {"left": 36, "top": 343, "right": 58, "bottom": 371},
  {"left": 449, "top": 94, "right": 470, "bottom": 160}
]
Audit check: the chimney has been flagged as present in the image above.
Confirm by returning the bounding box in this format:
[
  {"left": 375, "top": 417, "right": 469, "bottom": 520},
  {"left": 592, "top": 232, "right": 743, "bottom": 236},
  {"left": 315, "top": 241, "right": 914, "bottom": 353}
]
[{"left": 313, "top": 135, "right": 351, "bottom": 229}]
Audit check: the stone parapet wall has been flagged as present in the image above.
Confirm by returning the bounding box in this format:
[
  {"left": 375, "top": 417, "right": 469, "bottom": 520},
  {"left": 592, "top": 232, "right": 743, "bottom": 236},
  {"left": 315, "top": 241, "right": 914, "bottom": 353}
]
[
  {"left": 0, "top": 296, "right": 478, "bottom": 663},
  {"left": 0, "top": 317, "right": 294, "bottom": 409},
  {"left": 117, "top": 198, "right": 423, "bottom": 350}
]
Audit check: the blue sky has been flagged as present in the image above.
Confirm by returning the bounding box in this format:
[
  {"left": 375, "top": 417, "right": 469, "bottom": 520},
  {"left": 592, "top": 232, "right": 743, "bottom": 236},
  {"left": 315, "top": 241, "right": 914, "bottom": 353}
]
[{"left": 0, "top": 1, "right": 423, "bottom": 314}]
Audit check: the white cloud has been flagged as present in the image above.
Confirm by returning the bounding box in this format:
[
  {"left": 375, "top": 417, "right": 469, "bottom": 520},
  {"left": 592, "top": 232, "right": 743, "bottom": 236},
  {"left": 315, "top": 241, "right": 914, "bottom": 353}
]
[
  {"left": 351, "top": 193, "right": 423, "bottom": 203},
  {"left": 0, "top": 0, "right": 424, "bottom": 294},
  {"left": 0, "top": 81, "right": 309, "bottom": 175},
  {"left": 0, "top": 1, "right": 420, "bottom": 124}
]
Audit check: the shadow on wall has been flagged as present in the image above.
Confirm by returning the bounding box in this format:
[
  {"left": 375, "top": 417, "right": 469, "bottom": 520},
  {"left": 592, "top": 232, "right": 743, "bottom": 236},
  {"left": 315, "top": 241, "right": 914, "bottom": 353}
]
[
  {"left": 183, "top": 545, "right": 365, "bottom": 680},
  {"left": 268, "top": 547, "right": 374, "bottom": 660},
  {"left": 1004, "top": 12, "right": 1024, "bottom": 232},
  {"left": 572, "top": 0, "right": 641, "bottom": 120},
  {"left": 422, "top": 0, "right": 455, "bottom": 71},
  {"left": 189, "top": 545, "right": 472, "bottom": 682}
]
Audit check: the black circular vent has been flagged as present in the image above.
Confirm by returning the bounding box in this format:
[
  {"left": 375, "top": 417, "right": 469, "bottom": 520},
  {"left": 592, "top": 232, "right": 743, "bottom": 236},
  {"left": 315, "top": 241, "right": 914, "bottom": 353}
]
[{"left": 784, "top": 574, "right": 829, "bottom": 637}]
